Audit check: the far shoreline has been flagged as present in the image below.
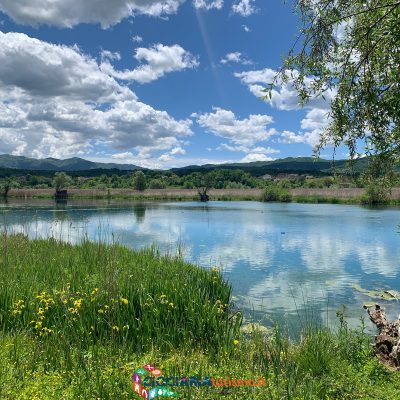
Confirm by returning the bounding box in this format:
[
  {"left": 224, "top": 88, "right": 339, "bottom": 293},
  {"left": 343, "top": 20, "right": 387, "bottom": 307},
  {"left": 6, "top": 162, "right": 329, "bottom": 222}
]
[{"left": 3, "top": 187, "right": 400, "bottom": 205}]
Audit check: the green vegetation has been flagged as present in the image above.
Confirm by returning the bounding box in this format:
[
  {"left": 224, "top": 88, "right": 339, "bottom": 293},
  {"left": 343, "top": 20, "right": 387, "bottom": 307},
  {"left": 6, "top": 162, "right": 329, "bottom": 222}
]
[
  {"left": 2, "top": 165, "right": 400, "bottom": 204},
  {"left": 53, "top": 172, "right": 71, "bottom": 192},
  {"left": 0, "top": 177, "right": 12, "bottom": 198},
  {"left": 274, "top": 1, "right": 399, "bottom": 175},
  {"left": 133, "top": 171, "right": 147, "bottom": 191},
  {"left": 1, "top": 235, "right": 400, "bottom": 399},
  {"left": 262, "top": 186, "right": 292, "bottom": 202}
]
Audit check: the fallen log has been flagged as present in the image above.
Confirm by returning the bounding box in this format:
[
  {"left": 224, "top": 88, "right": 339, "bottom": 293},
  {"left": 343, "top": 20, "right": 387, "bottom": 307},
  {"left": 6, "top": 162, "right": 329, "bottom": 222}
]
[{"left": 364, "top": 304, "right": 400, "bottom": 370}]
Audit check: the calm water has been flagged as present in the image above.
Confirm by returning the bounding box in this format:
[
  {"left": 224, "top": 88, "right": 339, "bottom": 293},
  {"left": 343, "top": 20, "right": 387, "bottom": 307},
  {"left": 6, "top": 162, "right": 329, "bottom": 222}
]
[{"left": 1, "top": 199, "right": 400, "bottom": 331}]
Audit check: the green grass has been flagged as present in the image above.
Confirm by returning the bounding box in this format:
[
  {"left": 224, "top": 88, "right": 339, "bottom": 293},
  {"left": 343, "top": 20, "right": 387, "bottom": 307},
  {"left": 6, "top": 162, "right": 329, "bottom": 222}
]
[{"left": 1, "top": 235, "right": 400, "bottom": 399}]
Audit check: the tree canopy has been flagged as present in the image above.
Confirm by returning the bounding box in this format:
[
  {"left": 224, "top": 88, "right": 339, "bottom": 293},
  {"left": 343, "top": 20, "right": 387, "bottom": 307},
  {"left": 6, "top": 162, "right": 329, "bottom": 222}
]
[{"left": 270, "top": 0, "right": 400, "bottom": 175}]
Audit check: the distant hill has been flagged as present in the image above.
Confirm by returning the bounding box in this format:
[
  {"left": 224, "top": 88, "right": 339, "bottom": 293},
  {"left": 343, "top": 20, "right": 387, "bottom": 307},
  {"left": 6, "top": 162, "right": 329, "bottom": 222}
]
[
  {"left": 172, "top": 157, "right": 358, "bottom": 176},
  {"left": 0, "top": 154, "right": 365, "bottom": 177},
  {"left": 0, "top": 155, "right": 142, "bottom": 172}
]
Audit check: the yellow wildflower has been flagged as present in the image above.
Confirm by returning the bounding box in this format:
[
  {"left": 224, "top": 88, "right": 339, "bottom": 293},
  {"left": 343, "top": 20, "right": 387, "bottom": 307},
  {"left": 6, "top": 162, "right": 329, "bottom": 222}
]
[
  {"left": 73, "top": 299, "right": 83, "bottom": 308},
  {"left": 120, "top": 297, "right": 129, "bottom": 305}
]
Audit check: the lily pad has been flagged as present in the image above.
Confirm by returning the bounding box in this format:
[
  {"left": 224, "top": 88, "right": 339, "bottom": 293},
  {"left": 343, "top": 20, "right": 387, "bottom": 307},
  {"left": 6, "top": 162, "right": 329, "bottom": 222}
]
[{"left": 353, "top": 284, "right": 400, "bottom": 301}]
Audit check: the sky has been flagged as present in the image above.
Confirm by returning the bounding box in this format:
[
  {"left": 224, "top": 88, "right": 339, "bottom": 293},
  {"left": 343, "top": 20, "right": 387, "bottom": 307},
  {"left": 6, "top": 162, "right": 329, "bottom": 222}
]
[{"left": 0, "top": 0, "right": 339, "bottom": 169}]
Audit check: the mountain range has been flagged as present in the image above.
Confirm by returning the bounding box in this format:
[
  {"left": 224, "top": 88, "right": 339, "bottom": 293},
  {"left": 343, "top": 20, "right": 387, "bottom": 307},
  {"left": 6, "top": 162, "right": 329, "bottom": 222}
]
[
  {"left": 0, "top": 154, "right": 357, "bottom": 176},
  {"left": 0, "top": 154, "right": 142, "bottom": 172}
]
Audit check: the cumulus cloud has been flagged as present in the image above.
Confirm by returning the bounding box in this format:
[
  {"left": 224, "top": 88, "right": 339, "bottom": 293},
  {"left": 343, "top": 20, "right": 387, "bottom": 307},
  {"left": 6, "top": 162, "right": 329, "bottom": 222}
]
[
  {"left": 279, "top": 130, "right": 320, "bottom": 147},
  {"left": 0, "top": 31, "right": 192, "bottom": 160},
  {"left": 232, "top": 0, "right": 256, "bottom": 17},
  {"left": 193, "top": 107, "right": 276, "bottom": 147},
  {"left": 170, "top": 146, "right": 186, "bottom": 155},
  {"left": 0, "top": 0, "right": 186, "bottom": 28},
  {"left": 217, "top": 143, "right": 279, "bottom": 163},
  {"left": 100, "top": 43, "right": 199, "bottom": 84},
  {"left": 220, "top": 52, "right": 252, "bottom": 65},
  {"left": 235, "top": 68, "right": 335, "bottom": 111},
  {"left": 235, "top": 68, "right": 336, "bottom": 147},
  {"left": 240, "top": 153, "right": 275, "bottom": 162},
  {"left": 193, "top": 0, "right": 223, "bottom": 10}
]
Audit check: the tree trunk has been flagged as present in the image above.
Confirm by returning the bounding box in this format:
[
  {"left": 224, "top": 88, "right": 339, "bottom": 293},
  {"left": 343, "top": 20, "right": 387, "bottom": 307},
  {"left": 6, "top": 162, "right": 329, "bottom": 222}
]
[
  {"left": 364, "top": 304, "right": 400, "bottom": 370},
  {"left": 197, "top": 188, "right": 209, "bottom": 202}
]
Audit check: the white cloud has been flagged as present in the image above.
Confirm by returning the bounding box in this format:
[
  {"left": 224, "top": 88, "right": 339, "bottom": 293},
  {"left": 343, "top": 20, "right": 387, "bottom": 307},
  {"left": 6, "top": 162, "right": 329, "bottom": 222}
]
[
  {"left": 0, "top": 31, "right": 192, "bottom": 159},
  {"left": 278, "top": 110, "right": 330, "bottom": 147},
  {"left": 279, "top": 129, "right": 321, "bottom": 147},
  {"left": 232, "top": 0, "right": 256, "bottom": 17},
  {"left": 300, "top": 108, "right": 329, "bottom": 131},
  {"left": 170, "top": 146, "right": 186, "bottom": 155},
  {"left": 193, "top": 0, "right": 223, "bottom": 10},
  {"left": 218, "top": 143, "right": 279, "bottom": 155},
  {"left": 251, "top": 146, "right": 279, "bottom": 154},
  {"left": 132, "top": 35, "right": 143, "bottom": 43},
  {"left": 159, "top": 154, "right": 172, "bottom": 162},
  {"left": 235, "top": 68, "right": 335, "bottom": 111},
  {"left": 100, "top": 43, "right": 199, "bottom": 84},
  {"left": 242, "top": 24, "right": 251, "bottom": 32},
  {"left": 236, "top": 68, "right": 336, "bottom": 148},
  {"left": 193, "top": 107, "right": 276, "bottom": 146},
  {"left": 101, "top": 50, "right": 121, "bottom": 62},
  {"left": 241, "top": 153, "right": 275, "bottom": 162},
  {"left": 112, "top": 152, "right": 134, "bottom": 160},
  {"left": 220, "top": 52, "right": 252, "bottom": 65},
  {"left": 0, "top": 0, "right": 186, "bottom": 28}
]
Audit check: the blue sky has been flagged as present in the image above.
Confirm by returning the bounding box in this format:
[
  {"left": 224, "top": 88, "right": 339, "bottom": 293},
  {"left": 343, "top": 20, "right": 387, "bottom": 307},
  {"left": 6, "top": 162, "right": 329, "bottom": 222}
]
[{"left": 0, "top": 0, "right": 338, "bottom": 169}]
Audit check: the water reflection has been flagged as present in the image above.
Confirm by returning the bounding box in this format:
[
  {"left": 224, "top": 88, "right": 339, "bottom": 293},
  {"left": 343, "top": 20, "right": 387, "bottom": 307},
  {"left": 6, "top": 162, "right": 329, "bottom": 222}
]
[{"left": 1, "top": 200, "right": 400, "bottom": 330}]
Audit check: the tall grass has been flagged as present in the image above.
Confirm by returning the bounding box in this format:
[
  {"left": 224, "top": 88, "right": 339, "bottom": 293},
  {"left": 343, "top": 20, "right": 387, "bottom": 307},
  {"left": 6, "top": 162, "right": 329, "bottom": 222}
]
[{"left": 0, "top": 234, "right": 241, "bottom": 357}]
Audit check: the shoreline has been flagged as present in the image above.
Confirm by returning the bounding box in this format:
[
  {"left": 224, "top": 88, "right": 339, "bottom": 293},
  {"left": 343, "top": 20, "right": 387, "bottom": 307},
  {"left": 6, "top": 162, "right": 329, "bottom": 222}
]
[{"left": 4, "top": 187, "right": 400, "bottom": 205}]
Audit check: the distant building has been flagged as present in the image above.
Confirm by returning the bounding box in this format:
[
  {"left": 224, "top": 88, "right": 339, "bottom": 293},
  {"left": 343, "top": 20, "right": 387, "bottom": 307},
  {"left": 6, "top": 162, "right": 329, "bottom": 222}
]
[{"left": 260, "top": 174, "right": 273, "bottom": 180}]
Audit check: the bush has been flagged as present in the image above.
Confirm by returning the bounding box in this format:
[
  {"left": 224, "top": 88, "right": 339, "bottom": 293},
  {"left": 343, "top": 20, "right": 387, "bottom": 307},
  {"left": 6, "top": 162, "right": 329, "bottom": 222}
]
[
  {"left": 148, "top": 179, "right": 166, "bottom": 189},
  {"left": 361, "top": 182, "right": 390, "bottom": 205},
  {"left": 262, "top": 186, "right": 292, "bottom": 202},
  {"left": 133, "top": 171, "right": 147, "bottom": 191}
]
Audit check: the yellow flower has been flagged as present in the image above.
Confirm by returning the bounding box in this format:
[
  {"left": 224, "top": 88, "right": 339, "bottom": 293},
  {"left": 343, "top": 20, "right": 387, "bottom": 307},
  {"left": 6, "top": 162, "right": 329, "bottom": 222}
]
[
  {"left": 112, "top": 326, "right": 119, "bottom": 332},
  {"left": 98, "top": 309, "right": 104, "bottom": 314},
  {"left": 233, "top": 339, "right": 239, "bottom": 346},
  {"left": 123, "top": 325, "right": 129, "bottom": 330},
  {"left": 73, "top": 299, "right": 82, "bottom": 308},
  {"left": 120, "top": 297, "right": 129, "bottom": 305}
]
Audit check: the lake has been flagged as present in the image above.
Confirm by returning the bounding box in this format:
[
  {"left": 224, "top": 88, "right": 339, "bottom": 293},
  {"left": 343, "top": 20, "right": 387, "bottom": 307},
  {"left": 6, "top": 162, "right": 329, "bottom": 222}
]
[{"left": 1, "top": 199, "right": 400, "bottom": 332}]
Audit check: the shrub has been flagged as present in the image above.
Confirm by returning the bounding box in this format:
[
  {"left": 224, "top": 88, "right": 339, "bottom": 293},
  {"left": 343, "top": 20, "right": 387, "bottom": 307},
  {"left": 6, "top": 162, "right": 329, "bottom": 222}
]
[
  {"left": 148, "top": 179, "right": 166, "bottom": 189},
  {"left": 262, "top": 186, "right": 292, "bottom": 202},
  {"left": 133, "top": 171, "right": 147, "bottom": 191},
  {"left": 361, "top": 182, "right": 390, "bottom": 205}
]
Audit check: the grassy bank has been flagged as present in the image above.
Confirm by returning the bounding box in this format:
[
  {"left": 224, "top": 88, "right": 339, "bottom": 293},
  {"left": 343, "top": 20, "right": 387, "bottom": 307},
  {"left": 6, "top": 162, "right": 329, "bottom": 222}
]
[
  {"left": 1, "top": 235, "right": 400, "bottom": 399},
  {"left": 6, "top": 187, "right": 400, "bottom": 205},
  {"left": 6, "top": 188, "right": 264, "bottom": 201}
]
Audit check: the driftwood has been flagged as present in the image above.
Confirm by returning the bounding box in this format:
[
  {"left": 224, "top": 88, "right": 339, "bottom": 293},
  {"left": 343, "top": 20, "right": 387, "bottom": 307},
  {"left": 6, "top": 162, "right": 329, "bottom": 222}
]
[{"left": 364, "top": 304, "right": 400, "bottom": 369}]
